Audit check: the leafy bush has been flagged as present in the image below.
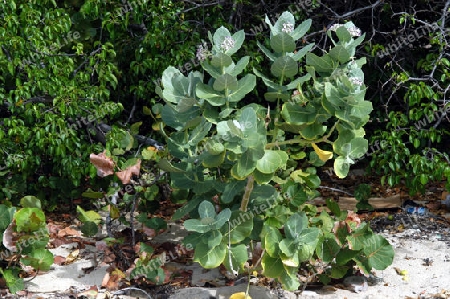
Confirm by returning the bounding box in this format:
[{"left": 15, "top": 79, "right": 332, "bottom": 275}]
[
  {"left": 156, "top": 12, "right": 394, "bottom": 289},
  {"left": 0, "top": 196, "right": 52, "bottom": 294}
]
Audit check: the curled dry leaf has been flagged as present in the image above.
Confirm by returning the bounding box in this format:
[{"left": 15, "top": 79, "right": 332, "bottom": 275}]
[
  {"left": 346, "top": 210, "right": 361, "bottom": 227},
  {"left": 89, "top": 151, "right": 115, "bottom": 177},
  {"left": 3, "top": 222, "right": 17, "bottom": 252},
  {"left": 57, "top": 227, "right": 81, "bottom": 238},
  {"left": 115, "top": 159, "right": 141, "bottom": 184}
]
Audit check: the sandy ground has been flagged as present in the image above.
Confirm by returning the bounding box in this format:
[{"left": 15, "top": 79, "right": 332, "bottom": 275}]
[{"left": 309, "top": 231, "right": 450, "bottom": 299}]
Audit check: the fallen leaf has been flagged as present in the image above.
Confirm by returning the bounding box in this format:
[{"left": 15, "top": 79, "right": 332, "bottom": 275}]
[
  {"left": 90, "top": 151, "right": 115, "bottom": 177},
  {"left": 65, "top": 249, "right": 80, "bottom": 264},
  {"left": 77, "top": 285, "right": 98, "bottom": 299},
  {"left": 57, "top": 227, "right": 81, "bottom": 237},
  {"left": 229, "top": 292, "right": 252, "bottom": 299},
  {"left": 54, "top": 255, "right": 66, "bottom": 265},
  {"left": 2, "top": 223, "right": 17, "bottom": 252},
  {"left": 115, "top": 159, "right": 141, "bottom": 184}
]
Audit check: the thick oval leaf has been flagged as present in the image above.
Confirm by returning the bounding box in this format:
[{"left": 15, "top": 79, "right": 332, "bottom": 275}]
[
  {"left": 193, "top": 242, "right": 227, "bottom": 268},
  {"left": 210, "top": 53, "right": 233, "bottom": 68},
  {"left": 198, "top": 200, "right": 216, "bottom": 219},
  {"left": 224, "top": 210, "right": 254, "bottom": 244},
  {"left": 306, "top": 53, "right": 336, "bottom": 74},
  {"left": 19, "top": 196, "right": 42, "bottom": 209},
  {"left": 261, "top": 225, "right": 282, "bottom": 257},
  {"left": 223, "top": 244, "right": 248, "bottom": 273},
  {"left": 14, "top": 208, "right": 46, "bottom": 233},
  {"left": 183, "top": 219, "right": 214, "bottom": 233},
  {"left": 256, "top": 150, "right": 283, "bottom": 174},
  {"left": 21, "top": 248, "right": 53, "bottom": 271},
  {"left": 213, "top": 73, "right": 238, "bottom": 91},
  {"left": 270, "top": 32, "right": 296, "bottom": 53},
  {"left": 215, "top": 208, "right": 232, "bottom": 229},
  {"left": 363, "top": 234, "right": 394, "bottom": 270},
  {"left": 271, "top": 56, "right": 298, "bottom": 78},
  {"left": 284, "top": 212, "right": 308, "bottom": 240}
]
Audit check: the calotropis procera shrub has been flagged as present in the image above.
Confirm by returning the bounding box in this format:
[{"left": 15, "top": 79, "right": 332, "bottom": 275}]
[{"left": 156, "top": 12, "right": 394, "bottom": 290}]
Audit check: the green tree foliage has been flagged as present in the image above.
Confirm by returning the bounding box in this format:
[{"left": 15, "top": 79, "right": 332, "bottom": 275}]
[{"left": 0, "top": 0, "right": 227, "bottom": 207}]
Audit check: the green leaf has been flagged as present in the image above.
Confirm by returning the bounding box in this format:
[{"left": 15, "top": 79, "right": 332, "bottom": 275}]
[
  {"left": 271, "top": 56, "right": 298, "bottom": 78},
  {"left": 215, "top": 208, "right": 232, "bottom": 229},
  {"left": 228, "top": 74, "right": 256, "bottom": 102},
  {"left": 81, "top": 221, "right": 98, "bottom": 237},
  {"left": 347, "top": 222, "right": 373, "bottom": 251},
  {"left": 198, "top": 200, "right": 216, "bottom": 219},
  {"left": 261, "top": 254, "right": 284, "bottom": 278},
  {"left": 81, "top": 189, "right": 104, "bottom": 199},
  {"left": 202, "top": 151, "right": 226, "bottom": 167},
  {"left": 172, "top": 195, "right": 204, "bottom": 221},
  {"left": 227, "top": 56, "right": 250, "bottom": 76},
  {"left": 184, "top": 219, "right": 214, "bottom": 233},
  {"left": 257, "top": 41, "right": 277, "bottom": 61},
  {"left": 21, "top": 248, "right": 53, "bottom": 271},
  {"left": 363, "top": 234, "right": 394, "bottom": 270},
  {"left": 223, "top": 244, "right": 248, "bottom": 273},
  {"left": 316, "top": 233, "right": 341, "bottom": 263},
  {"left": 137, "top": 216, "right": 167, "bottom": 231},
  {"left": 280, "top": 269, "right": 301, "bottom": 291},
  {"left": 224, "top": 210, "right": 254, "bottom": 243},
  {"left": 204, "top": 230, "right": 223, "bottom": 248},
  {"left": 270, "top": 33, "right": 296, "bottom": 53},
  {"left": 256, "top": 150, "right": 283, "bottom": 174},
  {"left": 306, "top": 53, "right": 336, "bottom": 75},
  {"left": 0, "top": 204, "right": 15, "bottom": 230},
  {"left": 279, "top": 238, "right": 298, "bottom": 258},
  {"left": 221, "top": 181, "right": 246, "bottom": 204},
  {"left": 329, "top": 45, "right": 352, "bottom": 63},
  {"left": 298, "top": 227, "right": 320, "bottom": 245},
  {"left": 76, "top": 206, "right": 102, "bottom": 225},
  {"left": 284, "top": 212, "right": 308, "bottom": 240},
  {"left": 14, "top": 208, "right": 46, "bottom": 233},
  {"left": 193, "top": 242, "right": 227, "bottom": 268},
  {"left": 1, "top": 269, "right": 24, "bottom": 294},
  {"left": 291, "top": 19, "right": 312, "bottom": 40},
  {"left": 261, "top": 225, "right": 282, "bottom": 257},
  {"left": 291, "top": 43, "right": 315, "bottom": 61},
  {"left": 157, "top": 159, "right": 185, "bottom": 173},
  {"left": 20, "top": 196, "right": 42, "bottom": 209},
  {"left": 210, "top": 53, "right": 233, "bottom": 68},
  {"left": 326, "top": 198, "right": 341, "bottom": 217},
  {"left": 213, "top": 73, "right": 238, "bottom": 91}
]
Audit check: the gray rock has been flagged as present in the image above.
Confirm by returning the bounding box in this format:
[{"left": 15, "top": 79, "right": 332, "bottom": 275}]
[
  {"left": 343, "top": 276, "right": 369, "bottom": 293},
  {"left": 169, "top": 287, "right": 216, "bottom": 299}
]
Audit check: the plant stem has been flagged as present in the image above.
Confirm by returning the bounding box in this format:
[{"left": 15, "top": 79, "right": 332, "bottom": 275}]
[
  {"left": 240, "top": 175, "right": 254, "bottom": 212},
  {"left": 265, "top": 120, "right": 339, "bottom": 149}
]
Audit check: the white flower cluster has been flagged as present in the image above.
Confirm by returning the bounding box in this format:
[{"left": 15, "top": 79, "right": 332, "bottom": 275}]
[
  {"left": 196, "top": 41, "right": 209, "bottom": 62},
  {"left": 220, "top": 36, "right": 235, "bottom": 52},
  {"left": 329, "top": 24, "right": 362, "bottom": 37},
  {"left": 349, "top": 77, "right": 363, "bottom": 86},
  {"left": 329, "top": 24, "right": 344, "bottom": 31},
  {"left": 282, "top": 22, "right": 294, "bottom": 33},
  {"left": 347, "top": 26, "right": 362, "bottom": 37}
]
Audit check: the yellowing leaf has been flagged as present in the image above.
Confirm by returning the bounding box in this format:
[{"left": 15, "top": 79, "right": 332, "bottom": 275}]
[
  {"left": 229, "top": 292, "right": 252, "bottom": 299},
  {"left": 311, "top": 143, "right": 333, "bottom": 162}
]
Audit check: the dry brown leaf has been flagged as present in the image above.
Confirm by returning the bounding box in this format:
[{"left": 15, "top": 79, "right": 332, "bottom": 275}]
[
  {"left": 53, "top": 255, "right": 66, "bottom": 265},
  {"left": 65, "top": 249, "right": 80, "bottom": 264},
  {"left": 346, "top": 210, "right": 361, "bottom": 227},
  {"left": 115, "top": 159, "right": 141, "bottom": 184},
  {"left": 90, "top": 151, "right": 115, "bottom": 177},
  {"left": 3, "top": 223, "right": 17, "bottom": 252},
  {"left": 57, "top": 227, "right": 81, "bottom": 237}
]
